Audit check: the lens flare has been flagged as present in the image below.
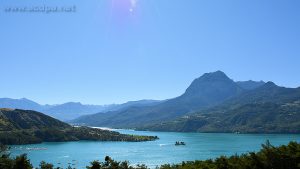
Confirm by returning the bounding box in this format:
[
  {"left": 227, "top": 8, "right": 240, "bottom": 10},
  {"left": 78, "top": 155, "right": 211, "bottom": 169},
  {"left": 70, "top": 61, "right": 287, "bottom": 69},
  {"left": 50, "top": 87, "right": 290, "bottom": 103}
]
[
  {"left": 112, "top": 0, "right": 138, "bottom": 13},
  {"left": 129, "top": 0, "right": 137, "bottom": 12},
  {"left": 109, "top": 0, "right": 140, "bottom": 26}
]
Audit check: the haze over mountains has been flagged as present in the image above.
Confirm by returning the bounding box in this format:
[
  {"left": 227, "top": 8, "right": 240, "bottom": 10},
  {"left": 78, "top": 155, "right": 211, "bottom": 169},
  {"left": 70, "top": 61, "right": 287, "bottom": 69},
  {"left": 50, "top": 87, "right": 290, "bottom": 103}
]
[
  {"left": 2, "top": 70, "right": 300, "bottom": 133},
  {"left": 72, "top": 71, "right": 278, "bottom": 129},
  {"left": 236, "top": 80, "right": 266, "bottom": 90},
  {"left": 0, "top": 98, "right": 161, "bottom": 121}
]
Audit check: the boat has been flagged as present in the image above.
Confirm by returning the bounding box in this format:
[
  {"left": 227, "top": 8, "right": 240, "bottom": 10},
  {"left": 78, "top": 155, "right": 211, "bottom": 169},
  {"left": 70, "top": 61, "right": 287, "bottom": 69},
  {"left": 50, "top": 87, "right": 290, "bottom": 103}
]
[{"left": 175, "top": 141, "right": 186, "bottom": 146}]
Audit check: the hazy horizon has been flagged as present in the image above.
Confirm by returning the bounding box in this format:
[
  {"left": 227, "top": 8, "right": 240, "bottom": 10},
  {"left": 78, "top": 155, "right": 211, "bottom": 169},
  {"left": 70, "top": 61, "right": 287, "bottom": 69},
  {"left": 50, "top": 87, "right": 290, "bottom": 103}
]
[{"left": 0, "top": 71, "right": 297, "bottom": 105}]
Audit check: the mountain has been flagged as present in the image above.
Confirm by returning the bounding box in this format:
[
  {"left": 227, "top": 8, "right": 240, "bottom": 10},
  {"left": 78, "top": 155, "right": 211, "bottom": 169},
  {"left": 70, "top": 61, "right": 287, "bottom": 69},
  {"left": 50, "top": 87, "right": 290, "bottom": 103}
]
[
  {"left": 0, "top": 98, "right": 108, "bottom": 121},
  {"left": 177, "top": 71, "right": 244, "bottom": 109},
  {"left": 142, "top": 82, "right": 300, "bottom": 133},
  {"left": 72, "top": 71, "right": 245, "bottom": 128},
  {"left": 0, "top": 98, "right": 44, "bottom": 111},
  {"left": 0, "top": 108, "right": 69, "bottom": 131},
  {"left": 0, "top": 98, "right": 161, "bottom": 121},
  {"left": 236, "top": 80, "right": 265, "bottom": 90},
  {"left": 0, "top": 108, "right": 157, "bottom": 145},
  {"left": 43, "top": 102, "right": 109, "bottom": 121},
  {"left": 102, "top": 100, "right": 163, "bottom": 112}
]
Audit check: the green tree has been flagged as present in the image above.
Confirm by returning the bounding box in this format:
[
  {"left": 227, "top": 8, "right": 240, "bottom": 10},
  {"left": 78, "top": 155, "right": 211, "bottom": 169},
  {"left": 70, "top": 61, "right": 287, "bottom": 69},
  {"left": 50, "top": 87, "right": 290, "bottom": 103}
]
[
  {"left": 87, "top": 161, "right": 101, "bottom": 169},
  {"left": 13, "top": 154, "right": 32, "bottom": 169},
  {"left": 0, "top": 144, "right": 13, "bottom": 169},
  {"left": 215, "top": 156, "right": 229, "bottom": 169},
  {"left": 39, "top": 161, "right": 54, "bottom": 169}
]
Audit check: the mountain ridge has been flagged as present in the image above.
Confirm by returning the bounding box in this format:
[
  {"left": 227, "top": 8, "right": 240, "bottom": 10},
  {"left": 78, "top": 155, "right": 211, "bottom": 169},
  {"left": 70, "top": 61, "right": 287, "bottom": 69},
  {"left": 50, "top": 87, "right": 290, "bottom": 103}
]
[
  {"left": 0, "top": 98, "right": 162, "bottom": 121},
  {"left": 236, "top": 80, "right": 265, "bottom": 90},
  {"left": 72, "top": 71, "right": 266, "bottom": 128},
  {"left": 140, "top": 82, "right": 300, "bottom": 133},
  {"left": 0, "top": 108, "right": 158, "bottom": 145}
]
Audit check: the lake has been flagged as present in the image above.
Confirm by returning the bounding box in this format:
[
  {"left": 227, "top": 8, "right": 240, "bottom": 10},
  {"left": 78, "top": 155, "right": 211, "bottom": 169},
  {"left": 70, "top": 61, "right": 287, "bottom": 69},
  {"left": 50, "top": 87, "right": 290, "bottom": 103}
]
[{"left": 10, "top": 129, "right": 300, "bottom": 168}]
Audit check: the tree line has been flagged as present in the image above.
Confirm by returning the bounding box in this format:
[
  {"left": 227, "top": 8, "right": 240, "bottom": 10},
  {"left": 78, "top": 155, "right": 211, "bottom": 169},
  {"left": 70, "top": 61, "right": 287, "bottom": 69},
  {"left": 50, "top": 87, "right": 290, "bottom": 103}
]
[{"left": 0, "top": 141, "right": 299, "bottom": 169}]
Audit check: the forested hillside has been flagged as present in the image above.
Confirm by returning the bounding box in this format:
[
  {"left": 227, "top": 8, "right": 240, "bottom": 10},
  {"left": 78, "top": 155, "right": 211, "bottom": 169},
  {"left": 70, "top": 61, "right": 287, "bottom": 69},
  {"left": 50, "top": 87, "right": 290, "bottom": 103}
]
[
  {"left": 142, "top": 82, "right": 300, "bottom": 133},
  {"left": 0, "top": 109, "right": 157, "bottom": 145}
]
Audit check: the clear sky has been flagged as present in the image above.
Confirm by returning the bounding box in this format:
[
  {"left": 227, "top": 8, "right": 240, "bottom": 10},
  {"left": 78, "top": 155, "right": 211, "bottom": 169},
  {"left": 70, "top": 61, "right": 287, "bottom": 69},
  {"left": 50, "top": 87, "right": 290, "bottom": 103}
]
[{"left": 0, "top": 0, "right": 300, "bottom": 105}]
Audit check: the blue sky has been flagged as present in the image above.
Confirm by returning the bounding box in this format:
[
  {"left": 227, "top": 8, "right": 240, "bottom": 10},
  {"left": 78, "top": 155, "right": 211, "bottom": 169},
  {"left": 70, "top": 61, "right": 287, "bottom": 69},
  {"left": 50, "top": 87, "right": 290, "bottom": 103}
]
[{"left": 0, "top": 0, "right": 300, "bottom": 105}]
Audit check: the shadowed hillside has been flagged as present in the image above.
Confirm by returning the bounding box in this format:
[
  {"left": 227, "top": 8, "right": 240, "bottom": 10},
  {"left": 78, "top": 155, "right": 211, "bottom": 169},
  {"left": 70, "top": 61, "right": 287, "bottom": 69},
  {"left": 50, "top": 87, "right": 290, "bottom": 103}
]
[
  {"left": 0, "top": 109, "right": 158, "bottom": 145},
  {"left": 72, "top": 71, "right": 263, "bottom": 128},
  {"left": 142, "top": 82, "right": 300, "bottom": 133}
]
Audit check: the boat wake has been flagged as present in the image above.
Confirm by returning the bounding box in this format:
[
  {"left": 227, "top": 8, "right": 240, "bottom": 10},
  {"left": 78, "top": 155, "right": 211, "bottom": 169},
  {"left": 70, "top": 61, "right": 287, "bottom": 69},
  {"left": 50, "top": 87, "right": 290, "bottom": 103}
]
[{"left": 159, "top": 144, "right": 170, "bottom": 147}]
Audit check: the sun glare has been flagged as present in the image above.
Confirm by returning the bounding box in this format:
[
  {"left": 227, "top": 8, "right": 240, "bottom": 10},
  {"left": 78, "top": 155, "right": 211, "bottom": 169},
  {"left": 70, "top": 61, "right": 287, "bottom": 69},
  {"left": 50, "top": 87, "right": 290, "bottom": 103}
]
[{"left": 112, "top": 0, "right": 138, "bottom": 13}]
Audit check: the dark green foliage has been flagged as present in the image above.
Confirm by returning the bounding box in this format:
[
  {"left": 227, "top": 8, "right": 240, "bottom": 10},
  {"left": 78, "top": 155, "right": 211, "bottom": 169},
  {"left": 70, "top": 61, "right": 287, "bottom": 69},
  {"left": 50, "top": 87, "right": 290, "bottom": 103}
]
[
  {"left": 85, "top": 141, "right": 300, "bottom": 169},
  {"left": 39, "top": 161, "right": 54, "bottom": 169},
  {"left": 158, "top": 141, "right": 300, "bottom": 169},
  {"left": 14, "top": 154, "right": 32, "bottom": 169},
  {"left": 144, "top": 101, "right": 300, "bottom": 133},
  {"left": 0, "top": 144, "right": 14, "bottom": 169},
  {"left": 0, "top": 109, "right": 158, "bottom": 145},
  {"left": 0, "top": 109, "right": 70, "bottom": 131},
  {"left": 1, "top": 150, "right": 33, "bottom": 169},
  {"left": 0, "top": 141, "right": 300, "bottom": 169},
  {"left": 0, "top": 127, "right": 158, "bottom": 145},
  {"left": 87, "top": 161, "right": 101, "bottom": 169},
  {"left": 86, "top": 156, "right": 148, "bottom": 169}
]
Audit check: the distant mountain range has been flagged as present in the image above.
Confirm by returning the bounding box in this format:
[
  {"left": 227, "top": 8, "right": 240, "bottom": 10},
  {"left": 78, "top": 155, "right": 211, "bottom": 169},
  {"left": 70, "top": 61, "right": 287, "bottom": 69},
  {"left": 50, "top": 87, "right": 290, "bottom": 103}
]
[
  {"left": 236, "top": 80, "right": 266, "bottom": 90},
  {"left": 3, "top": 70, "right": 299, "bottom": 134},
  {"left": 0, "top": 108, "right": 157, "bottom": 145},
  {"left": 72, "top": 71, "right": 244, "bottom": 127},
  {"left": 71, "top": 71, "right": 300, "bottom": 133},
  {"left": 0, "top": 98, "right": 161, "bottom": 121}
]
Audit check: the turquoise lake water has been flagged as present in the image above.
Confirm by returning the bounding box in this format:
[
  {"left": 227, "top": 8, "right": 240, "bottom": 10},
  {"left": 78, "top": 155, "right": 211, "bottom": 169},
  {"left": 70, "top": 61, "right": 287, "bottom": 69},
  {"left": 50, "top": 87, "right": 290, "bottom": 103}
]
[{"left": 10, "top": 129, "right": 300, "bottom": 168}]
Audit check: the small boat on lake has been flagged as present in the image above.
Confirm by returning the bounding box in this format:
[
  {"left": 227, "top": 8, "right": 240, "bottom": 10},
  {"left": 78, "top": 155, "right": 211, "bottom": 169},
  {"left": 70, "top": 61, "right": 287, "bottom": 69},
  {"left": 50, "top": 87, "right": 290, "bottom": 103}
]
[{"left": 175, "top": 141, "right": 186, "bottom": 146}]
